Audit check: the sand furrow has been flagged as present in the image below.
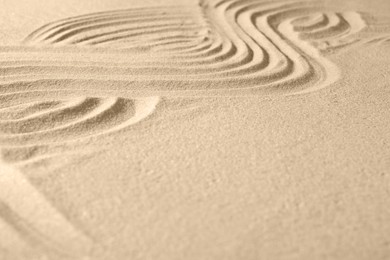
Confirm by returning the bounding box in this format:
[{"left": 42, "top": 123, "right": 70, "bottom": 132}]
[
  {"left": 12, "top": 1, "right": 365, "bottom": 90},
  {"left": 0, "top": 96, "right": 159, "bottom": 148},
  {"left": 0, "top": 163, "right": 92, "bottom": 257},
  {"left": 2, "top": 1, "right": 388, "bottom": 257},
  {"left": 0, "top": 0, "right": 377, "bottom": 164}
]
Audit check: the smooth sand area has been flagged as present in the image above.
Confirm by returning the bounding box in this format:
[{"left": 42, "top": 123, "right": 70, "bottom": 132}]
[{"left": 0, "top": 0, "right": 390, "bottom": 259}]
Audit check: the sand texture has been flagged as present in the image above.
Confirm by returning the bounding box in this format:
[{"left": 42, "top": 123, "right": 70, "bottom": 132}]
[{"left": 0, "top": 0, "right": 390, "bottom": 259}]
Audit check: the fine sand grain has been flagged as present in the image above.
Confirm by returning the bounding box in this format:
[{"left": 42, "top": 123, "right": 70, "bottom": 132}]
[{"left": 1, "top": 0, "right": 390, "bottom": 259}]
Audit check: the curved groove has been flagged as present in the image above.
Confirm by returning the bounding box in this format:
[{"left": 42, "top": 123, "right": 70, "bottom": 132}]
[
  {"left": 19, "top": 0, "right": 367, "bottom": 86},
  {"left": 0, "top": 96, "right": 159, "bottom": 147},
  {"left": 0, "top": 3, "right": 386, "bottom": 257},
  {"left": 0, "top": 0, "right": 375, "bottom": 164}
]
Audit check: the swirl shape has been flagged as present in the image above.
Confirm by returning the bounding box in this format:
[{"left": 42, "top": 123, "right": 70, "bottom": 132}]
[{"left": 0, "top": 0, "right": 372, "bottom": 164}]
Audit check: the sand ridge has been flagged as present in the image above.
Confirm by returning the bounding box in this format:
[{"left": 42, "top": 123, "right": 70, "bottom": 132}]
[
  {"left": 0, "top": 162, "right": 92, "bottom": 258},
  {"left": 0, "top": 0, "right": 374, "bottom": 164},
  {"left": 6, "top": 1, "right": 367, "bottom": 94},
  {"left": 0, "top": 0, "right": 389, "bottom": 258}
]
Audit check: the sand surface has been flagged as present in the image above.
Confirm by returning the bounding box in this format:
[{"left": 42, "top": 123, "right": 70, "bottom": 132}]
[{"left": 0, "top": 0, "right": 390, "bottom": 259}]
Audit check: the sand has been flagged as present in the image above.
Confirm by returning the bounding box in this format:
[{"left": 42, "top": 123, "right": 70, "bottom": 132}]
[{"left": 0, "top": 0, "right": 390, "bottom": 259}]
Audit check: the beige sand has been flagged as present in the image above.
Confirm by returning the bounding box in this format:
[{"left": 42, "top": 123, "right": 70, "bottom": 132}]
[{"left": 0, "top": 0, "right": 390, "bottom": 259}]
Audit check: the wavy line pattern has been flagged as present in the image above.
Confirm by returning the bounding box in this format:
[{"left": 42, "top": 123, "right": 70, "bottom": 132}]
[
  {"left": 1, "top": 0, "right": 388, "bottom": 257},
  {"left": 6, "top": 1, "right": 365, "bottom": 91},
  {"left": 0, "top": 95, "right": 159, "bottom": 165},
  {"left": 0, "top": 1, "right": 376, "bottom": 164},
  {"left": 0, "top": 96, "right": 160, "bottom": 144}
]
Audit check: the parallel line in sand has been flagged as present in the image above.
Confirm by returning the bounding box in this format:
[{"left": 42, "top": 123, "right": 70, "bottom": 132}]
[
  {"left": 0, "top": 0, "right": 385, "bottom": 256},
  {"left": 0, "top": 0, "right": 370, "bottom": 160}
]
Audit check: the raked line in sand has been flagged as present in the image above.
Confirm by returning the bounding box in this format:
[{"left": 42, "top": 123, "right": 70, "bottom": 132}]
[
  {"left": 7, "top": 1, "right": 368, "bottom": 95},
  {"left": 0, "top": 0, "right": 389, "bottom": 257},
  {"left": 0, "top": 162, "right": 92, "bottom": 259},
  {"left": 0, "top": 0, "right": 374, "bottom": 165}
]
